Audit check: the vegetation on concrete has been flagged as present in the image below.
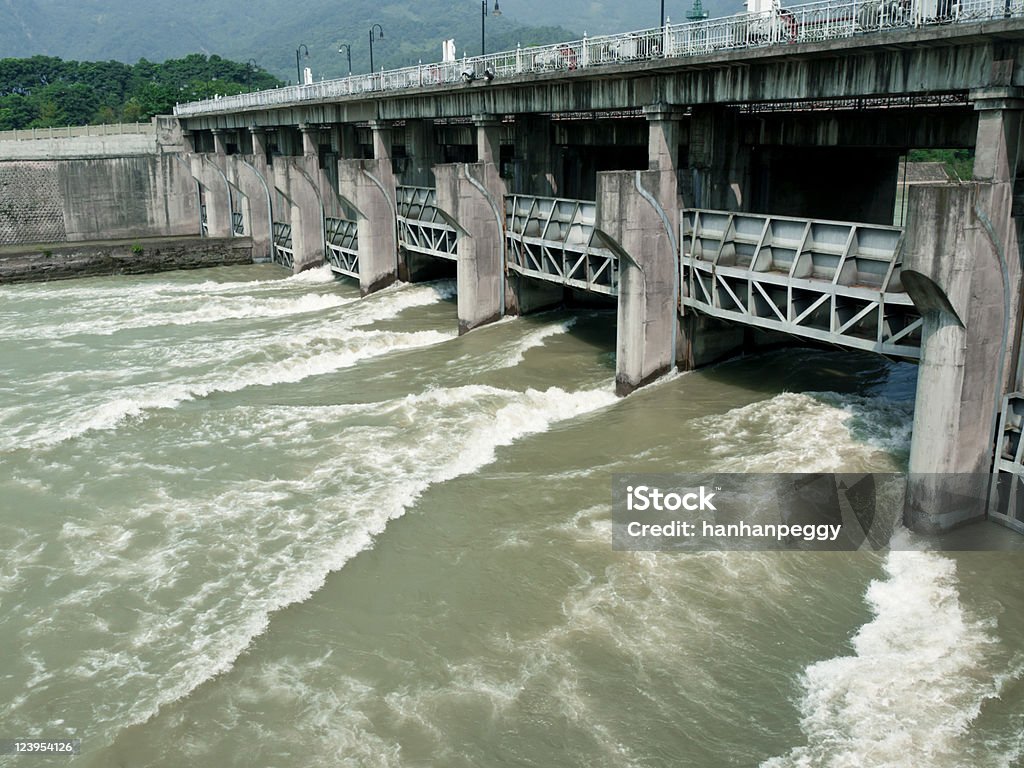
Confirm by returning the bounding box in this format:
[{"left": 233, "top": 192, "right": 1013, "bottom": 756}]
[
  {"left": 0, "top": 54, "right": 282, "bottom": 130},
  {"left": 908, "top": 149, "right": 974, "bottom": 181}
]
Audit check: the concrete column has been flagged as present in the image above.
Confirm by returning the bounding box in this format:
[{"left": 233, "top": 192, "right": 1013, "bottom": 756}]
[
  {"left": 189, "top": 154, "right": 232, "bottom": 238},
  {"left": 648, "top": 103, "right": 749, "bottom": 368},
  {"left": 251, "top": 127, "right": 268, "bottom": 162},
  {"left": 686, "top": 105, "right": 748, "bottom": 210},
  {"left": 435, "top": 161, "right": 509, "bottom": 332},
  {"left": 513, "top": 115, "right": 557, "bottom": 196},
  {"left": 972, "top": 86, "right": 1024, "bottom": 393},
  {"left": 224, "top": 127, "right": 272, "bottom": 261},
  {"left": 403, "top": 119, "right": 440, "bottom": 187},
  {"left": 212, "top": 128, "right": 227, "bottom": 156},
  {"left": 274, "top": 158, "right": 325, "bottom": 273},
  {"left": 597, "top": 169, "right": 679, "bottom": 395},
  {"left": 300, "top": 123, "right": 319, "bottom": 158},
  {"left": 181, "top": 130, "right": 197, "bottom": 153},
  {"left": 370, "top": 120, "right": 393, "bottom": 167},
  {"left": 338, "top": 122, "right": 399, "bottom": 293},
  {"left": 483, "top": 112, "right": 566, "bottom": 314},
  {"left": 646, "top": 103, "right": 683, "bottom": 175},
  {"left": 474, "top": 113, "right": 501, "bottom": 165},
  {"left": 902, "top": 184, "right": 1008, "bottom": 531}
]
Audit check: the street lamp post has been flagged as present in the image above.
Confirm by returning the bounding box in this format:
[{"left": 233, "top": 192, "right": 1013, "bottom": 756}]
[
  {"left": 481, "top": 0, "right": 501, "bottom": 57},
  {"left": 661, "top": 0, "right": 665, "bottom": 26},
  {"left": 368, "top": 24, "right": 384, "bottom": 73},
  {"left": 338, "top": 43, "right": 352, "bottom": 76},
  {"left": 246, "top": 58, "right": 258, "bottom": 92},
  {"left": 295, "top": 43, "right": 309, "bottom": 85}
]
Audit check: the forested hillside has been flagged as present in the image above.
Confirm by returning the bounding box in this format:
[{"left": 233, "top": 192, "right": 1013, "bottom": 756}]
[{"left": 0, "top": 55, "right": 281, "bottom": 130}]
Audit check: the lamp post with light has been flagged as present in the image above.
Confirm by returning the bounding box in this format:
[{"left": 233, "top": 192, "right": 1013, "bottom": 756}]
[
  {"left": 338, "top": 43, "right": 352, "bottom": 76},
  {"left": 482, "top": 0, "right": 501, "bottom": 56},
  {"left": 368, "top": 24, "right": 384, "bottom": 73}
]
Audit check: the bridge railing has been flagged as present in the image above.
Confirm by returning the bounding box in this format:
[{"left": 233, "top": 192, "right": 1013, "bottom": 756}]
[
  {"left": 173, "top": 0, "right": 1024, "bottom": 117},
  {"left": 681, "top": 209, "right": 921, "bottom": 358},
  {"left": 505, "top": 194, "right": 618, "bottom": 295},
  {"left": 396, "top": 186, "right": 457, "bottom": 261},
  {"left": 0, "top": 122, "right": 155, "bottom": 142}
]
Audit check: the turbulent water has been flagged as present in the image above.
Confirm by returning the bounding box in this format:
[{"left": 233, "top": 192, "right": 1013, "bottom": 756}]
[{"left": 1, "top": 264, "right": 1023, "bottom": 767}]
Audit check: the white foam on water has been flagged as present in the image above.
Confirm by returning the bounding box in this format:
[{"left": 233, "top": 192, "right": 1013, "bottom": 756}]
[
  {"left": 0, "top": 380, "right": 620, "bottom": 752},
  {"left": 7, "top": 329, "right": 454, "bottom": 449},
  {"left": 696, "top": 390, "right": 913, "bottom": 473},
  {"left": 496, "top": 317, "right": 577, "bottom": 368},
  {"left": 340, "top": 280, "right": 456, "bottom": 327},
  {"left": 1, "top": 263, "right": 334, "bottom": 303},
  {"left": 230, "top": 659, "right": 404, "bottom": 768},
  {"left": 763, "top": 538, "right": 1021, "bottom": 768},
  {"left": 38, "top": 292, "right": 356, "bottom": 338},
  {"left": 282, "top": 264, "right": 337, "bottom": 284}
]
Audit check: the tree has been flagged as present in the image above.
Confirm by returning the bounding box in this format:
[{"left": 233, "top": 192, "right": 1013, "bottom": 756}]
[
  {"left": 0, "top": 53, "right": 284, "bottom": 128},
  {"left": 0, "top": 93, "right": 37, "bottom": 129}
]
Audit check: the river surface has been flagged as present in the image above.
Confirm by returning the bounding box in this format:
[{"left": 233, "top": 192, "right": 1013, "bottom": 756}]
[{"left": 1, "top": 264, "right": 1022, "bottom": 767}]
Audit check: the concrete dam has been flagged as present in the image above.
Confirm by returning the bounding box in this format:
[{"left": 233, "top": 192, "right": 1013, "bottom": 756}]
[{"left": 4, "top": 0, "right": 1024, "bottom": 534}]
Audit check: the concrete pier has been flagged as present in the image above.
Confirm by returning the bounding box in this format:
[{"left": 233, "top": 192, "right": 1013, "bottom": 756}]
[
  {"left": 901, "top": 184, "right": 1005, "bottom": 530},
  {"left": 272, "top": 158, "right": 325, "bottom": 273},
  {"left": 189, "top": 154, "right": 233, "bottom": 238},
  {"left": 435, "top": 161, "right": 507, "bottom": 333},
  {"left": 598, "top": 168, "right": 679, "bottom": 395},
  {"left": 900, "top": 83, "right": 1024, "bottom": 531},
  {"left": 336, "top": 121, "right": 399, "bottom": 293}
]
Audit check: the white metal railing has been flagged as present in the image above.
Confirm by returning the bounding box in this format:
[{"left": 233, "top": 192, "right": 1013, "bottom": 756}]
[
  {"left": 173, "top": 0, "right": 1024, "bottom": 118},
  {"left": 0, "top": 122, "right": 155, "bottom": 142}
]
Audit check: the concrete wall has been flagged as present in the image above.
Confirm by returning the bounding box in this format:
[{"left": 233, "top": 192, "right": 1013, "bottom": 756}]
[
  {"left": 0, "top": 133, "right": 158, "bottom": 160},
  {"left": 65, "top": 155, "right": 199, "bottom": 241},
  {"left": 0, "top": 155, "right": 198, "bottom": 245},
  {"left": 0, "top": 161, "right": 67, "bottom": 244}
]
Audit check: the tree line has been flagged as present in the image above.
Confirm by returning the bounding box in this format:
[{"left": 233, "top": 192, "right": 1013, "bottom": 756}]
[{"left": 0, "top": 54, "right": 282, "bottom": 130}]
